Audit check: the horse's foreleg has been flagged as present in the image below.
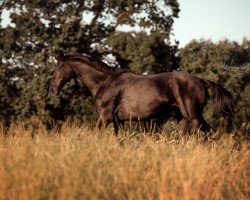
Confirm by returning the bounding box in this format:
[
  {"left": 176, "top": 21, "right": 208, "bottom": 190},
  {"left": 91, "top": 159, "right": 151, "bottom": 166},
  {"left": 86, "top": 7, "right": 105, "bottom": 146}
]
[
  {"left": 96, "top": 112, "right": 113, "bottom": 133},
  {"left": 177, "top": 118, "right": 190, "bottom": 135},
  {"left": 113, "top": 120, "right": 119, "bottom": 136},
  {"left": 95, "top": 117, "right": 103, "bottom": 131},
  {"left": 95, "top": 115, "right": 109, "bottom": 131},
  {"left": 96, "top": 100, "right": 118, "bottom": 134},
  {"left": 113, "top": 119, "right": 124, "bottom": 136}
]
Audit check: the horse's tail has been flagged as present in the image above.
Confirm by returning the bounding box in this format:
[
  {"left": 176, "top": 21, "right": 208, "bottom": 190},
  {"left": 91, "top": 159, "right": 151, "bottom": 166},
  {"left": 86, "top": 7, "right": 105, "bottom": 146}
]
[{"left": 204, "top": 80, "right": 235, "bottom": 131}]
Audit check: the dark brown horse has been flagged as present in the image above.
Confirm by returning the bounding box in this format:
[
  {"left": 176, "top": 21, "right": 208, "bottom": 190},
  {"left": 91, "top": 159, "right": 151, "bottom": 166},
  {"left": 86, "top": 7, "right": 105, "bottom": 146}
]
[{"left": 49, "top": 51, "right": 234, "bottom": 135}]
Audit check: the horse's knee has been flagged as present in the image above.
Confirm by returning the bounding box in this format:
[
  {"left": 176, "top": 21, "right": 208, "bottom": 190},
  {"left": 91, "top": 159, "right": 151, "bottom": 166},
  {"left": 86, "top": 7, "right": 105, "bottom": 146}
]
[
  {"left": 97, "top": 112, "right": 113, "bottom": 129},
  {"left": 95, "top": 117, "right": 103, "bottom": 130},
  {"left": 191, "top": 118, "right": 202, "bottom": 128},
  {"left": 177, "top": 118, "right": 189, "bottom": 135}
]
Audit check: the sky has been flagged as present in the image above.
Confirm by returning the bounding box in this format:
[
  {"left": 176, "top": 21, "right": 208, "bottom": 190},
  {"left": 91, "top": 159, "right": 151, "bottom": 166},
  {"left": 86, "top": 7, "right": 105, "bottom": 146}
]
[
  {"left": 172, "top": 0, "right": 250, "bottom": 46},
  {"left": 1, "top": 0, "right": 250, "bottom": 47}
]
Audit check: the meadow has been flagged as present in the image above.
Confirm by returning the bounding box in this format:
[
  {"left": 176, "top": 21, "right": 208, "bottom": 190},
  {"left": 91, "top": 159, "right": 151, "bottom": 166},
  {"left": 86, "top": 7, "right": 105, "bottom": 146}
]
[{"left": 0, "top": 122, "right": 249, "bottom": 200}]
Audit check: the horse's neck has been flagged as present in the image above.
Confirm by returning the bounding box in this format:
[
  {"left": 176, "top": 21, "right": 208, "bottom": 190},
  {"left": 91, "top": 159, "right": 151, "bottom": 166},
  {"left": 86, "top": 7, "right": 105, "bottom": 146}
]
[{"left": 71, "top": 62, "right": 110, "bottom": 97}]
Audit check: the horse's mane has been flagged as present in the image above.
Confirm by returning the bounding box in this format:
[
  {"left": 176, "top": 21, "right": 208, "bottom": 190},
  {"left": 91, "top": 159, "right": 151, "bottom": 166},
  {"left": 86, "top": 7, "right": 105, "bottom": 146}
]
[{"left": 55, "top": 51, "right": 126, "bottom": 76}]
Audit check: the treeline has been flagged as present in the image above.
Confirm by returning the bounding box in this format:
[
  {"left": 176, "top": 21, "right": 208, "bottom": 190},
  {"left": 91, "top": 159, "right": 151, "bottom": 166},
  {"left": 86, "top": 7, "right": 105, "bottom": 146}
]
[{"left": 0, "top": 1, "right": 249, "bottom": 129}]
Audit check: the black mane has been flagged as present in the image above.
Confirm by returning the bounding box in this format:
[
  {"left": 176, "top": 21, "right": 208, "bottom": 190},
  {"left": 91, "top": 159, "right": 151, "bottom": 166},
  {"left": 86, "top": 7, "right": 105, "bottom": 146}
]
[{"left": 57, "top": 51, "right": 126, "bottom": 76}]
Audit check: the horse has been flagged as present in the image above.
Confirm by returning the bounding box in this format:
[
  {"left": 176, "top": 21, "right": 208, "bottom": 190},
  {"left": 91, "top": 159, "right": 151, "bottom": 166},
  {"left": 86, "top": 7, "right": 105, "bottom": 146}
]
[{"left": 49, "top": 50, "right": 234, "bottom": 135}]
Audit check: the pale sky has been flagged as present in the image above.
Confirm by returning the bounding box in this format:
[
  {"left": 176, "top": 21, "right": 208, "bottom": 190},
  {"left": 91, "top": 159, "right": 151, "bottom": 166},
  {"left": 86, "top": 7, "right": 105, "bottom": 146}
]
[
  {"left": 173, "top": 0, "right": 250, "bottom": 46},
  {"left": 1, "top": 0, "right": 250, "bottom": 47}
]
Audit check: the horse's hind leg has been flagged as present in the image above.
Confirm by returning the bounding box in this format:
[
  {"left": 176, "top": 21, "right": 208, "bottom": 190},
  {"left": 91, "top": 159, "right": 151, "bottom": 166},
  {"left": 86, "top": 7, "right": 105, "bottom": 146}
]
[
  {"left": 191, "top": 116, "right": 215, "bottom": 135},
  {"left": 95, "top": 117, "right": 102, "bottom": 130},
  {"left": 176, "top": 99, "right": 214, "bottom": 135},
  {"left": 178, "top": 99, "right": 215, "bottom": 134},
  {"left": 173, "top": 82, "right": 215, "bottom": 136}
]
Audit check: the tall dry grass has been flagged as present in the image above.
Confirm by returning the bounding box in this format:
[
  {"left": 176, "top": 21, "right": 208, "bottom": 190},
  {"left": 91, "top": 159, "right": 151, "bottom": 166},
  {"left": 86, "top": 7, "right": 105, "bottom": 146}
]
[{"left": 0, "top": 122, "right": 249, "bottom": 200}]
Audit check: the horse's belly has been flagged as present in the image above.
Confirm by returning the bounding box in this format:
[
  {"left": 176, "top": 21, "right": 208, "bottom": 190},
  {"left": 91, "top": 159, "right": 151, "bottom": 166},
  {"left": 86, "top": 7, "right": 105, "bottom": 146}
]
[
  {"left": 117, "top": 98, "right": 168, "bottom": 120},
  {"left": 116, "top": 78, "right": 171, "bottom": 120}
]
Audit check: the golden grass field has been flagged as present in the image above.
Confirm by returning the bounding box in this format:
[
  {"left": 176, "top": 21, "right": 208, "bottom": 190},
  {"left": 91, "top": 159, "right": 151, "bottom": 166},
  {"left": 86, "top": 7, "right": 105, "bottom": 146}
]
[{"left": 0, "top": 122, "right": 249, "bottom": 200}]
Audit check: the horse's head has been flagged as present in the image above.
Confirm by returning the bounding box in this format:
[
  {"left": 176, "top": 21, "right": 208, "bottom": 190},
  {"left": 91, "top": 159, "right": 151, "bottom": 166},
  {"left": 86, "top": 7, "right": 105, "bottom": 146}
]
[{"left": 49, "top": 51, "right": 75, "bottom": 95}]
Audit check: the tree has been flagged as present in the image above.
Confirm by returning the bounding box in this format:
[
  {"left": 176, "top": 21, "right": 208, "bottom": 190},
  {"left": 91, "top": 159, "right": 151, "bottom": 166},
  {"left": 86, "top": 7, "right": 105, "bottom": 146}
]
[{"left": 107, "top": 31, "right": 179, "bottom": 74}]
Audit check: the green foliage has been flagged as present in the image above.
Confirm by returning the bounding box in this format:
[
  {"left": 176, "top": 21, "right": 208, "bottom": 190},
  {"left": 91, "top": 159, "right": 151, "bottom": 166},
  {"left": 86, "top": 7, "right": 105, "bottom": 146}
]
[{"left": 107, "top": 31, "right": 179, "bottom": 74}]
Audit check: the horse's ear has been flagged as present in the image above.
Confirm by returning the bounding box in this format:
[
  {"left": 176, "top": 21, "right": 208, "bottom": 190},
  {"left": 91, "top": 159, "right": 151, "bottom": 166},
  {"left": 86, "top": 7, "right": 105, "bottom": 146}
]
[{"left": 55, "top": 50, "right": 67, "bottom": 61}]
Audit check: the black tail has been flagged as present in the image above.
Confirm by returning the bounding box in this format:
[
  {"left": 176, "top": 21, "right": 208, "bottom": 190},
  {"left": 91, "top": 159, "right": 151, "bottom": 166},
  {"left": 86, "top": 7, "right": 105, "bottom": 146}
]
[{"left": 205, "top": 80, "right": 235, "bottom": 131}]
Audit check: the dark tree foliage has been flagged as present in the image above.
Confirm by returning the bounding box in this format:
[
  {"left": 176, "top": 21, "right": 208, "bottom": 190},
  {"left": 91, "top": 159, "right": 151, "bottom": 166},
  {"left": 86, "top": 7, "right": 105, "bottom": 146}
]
[
  {"left": 107, "top": 31, "right": 179, "bottom": 74},
  {"left": 0, "top": 0, "right": 180, "bottom": 127}
]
